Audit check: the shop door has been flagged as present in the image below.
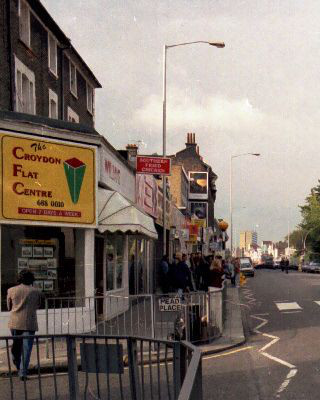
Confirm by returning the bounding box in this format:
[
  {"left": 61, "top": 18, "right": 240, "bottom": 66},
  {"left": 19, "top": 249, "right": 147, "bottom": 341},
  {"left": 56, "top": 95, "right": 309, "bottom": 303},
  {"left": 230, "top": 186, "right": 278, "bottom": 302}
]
[{"left": 95, "top": 236, "right": 104, "bottom": 295}]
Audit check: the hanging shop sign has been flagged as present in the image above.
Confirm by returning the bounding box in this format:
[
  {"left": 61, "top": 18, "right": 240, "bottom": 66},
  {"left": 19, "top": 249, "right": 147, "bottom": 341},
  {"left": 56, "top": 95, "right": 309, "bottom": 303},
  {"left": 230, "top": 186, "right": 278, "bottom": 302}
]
[
  {"left": 1, "top": 132, "right": 96, "bottom": 226},
  {"left": 136, "top": 156, "right": 171, "bottom": 175},
  {"left": 189, "top": 171, "right": 208, "bottom": 200}
]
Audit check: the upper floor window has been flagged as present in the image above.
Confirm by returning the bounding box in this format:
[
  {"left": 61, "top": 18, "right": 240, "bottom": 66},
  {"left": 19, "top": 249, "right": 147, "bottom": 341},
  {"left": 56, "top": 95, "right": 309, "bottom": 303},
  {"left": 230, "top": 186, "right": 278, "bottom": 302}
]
[
  {"left": 49, "top": 89, "right": 58, "bottom": 119},
  {"left": 86, "top": 83, "right": 94, "bottom": 114},
  {"left": 19, "top": 0, "right": 31, "bottom": 47},
  {"left": 69, "top": 61, "right": 77, "bottom": 97},
  {"left": 67, "top": 106, "right": 79, "bottom": 123},
  {"left": 48, "top": 33, "right": 58, "bottom": 76},
  {"left": 15, "top": 56, "right": 36, "bottom": 115}
]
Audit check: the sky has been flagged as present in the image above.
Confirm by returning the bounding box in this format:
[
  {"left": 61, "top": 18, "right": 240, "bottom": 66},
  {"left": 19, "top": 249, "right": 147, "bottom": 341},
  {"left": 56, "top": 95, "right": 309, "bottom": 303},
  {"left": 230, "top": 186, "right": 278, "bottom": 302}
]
[{"left": 42, "top": 0, "right": 320, "bottom": 244}]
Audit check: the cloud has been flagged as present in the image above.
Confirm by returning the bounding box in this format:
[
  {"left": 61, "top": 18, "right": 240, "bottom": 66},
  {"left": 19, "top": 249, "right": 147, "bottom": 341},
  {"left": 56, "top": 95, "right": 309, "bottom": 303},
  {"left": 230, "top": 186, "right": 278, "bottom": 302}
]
[{"left": 134, "top": 89, "right": 265, "bottom": 135}]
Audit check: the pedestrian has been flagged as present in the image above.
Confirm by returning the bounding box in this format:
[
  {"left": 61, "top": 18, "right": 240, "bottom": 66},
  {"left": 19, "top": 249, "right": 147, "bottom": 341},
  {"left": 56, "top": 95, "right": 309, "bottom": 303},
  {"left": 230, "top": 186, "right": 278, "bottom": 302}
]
[
  {"left": 173, "top": 252, "right": 193, "bottom": 295},
  {"left": 208, "top": 256, "right": 224, "bottom": 288},
  {"left": 285, "top": 257, "right": 289, "bottom": 274},
  {"left": 229, "top": 258, "right": 236, "bottom": 286},
  {"left": 280, "top": 257, "right": 285, "bottom": 272},
  {"left": 159, "top": 255, "right": 170, "bottom": 293},
  {"left": 7, "top": 269, "right": 43, "bottom": 380}
]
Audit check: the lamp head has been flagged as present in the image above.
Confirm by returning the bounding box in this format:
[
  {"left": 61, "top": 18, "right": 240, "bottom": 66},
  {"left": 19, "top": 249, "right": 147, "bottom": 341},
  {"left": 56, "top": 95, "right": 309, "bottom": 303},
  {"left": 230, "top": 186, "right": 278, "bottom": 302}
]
[{"left": 209, "top": 41, "right": 225, "bottom": 48}]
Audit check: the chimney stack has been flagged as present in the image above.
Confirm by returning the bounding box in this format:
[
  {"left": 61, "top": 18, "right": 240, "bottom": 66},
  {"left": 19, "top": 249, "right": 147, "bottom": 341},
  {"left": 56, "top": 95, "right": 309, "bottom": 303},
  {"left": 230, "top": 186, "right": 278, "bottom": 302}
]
[
  {"left": 126, "top": 144, "right": 138, "bottom": 166},
  {"left": 185, "top": 132, "right": 197, "bottom": 149}
]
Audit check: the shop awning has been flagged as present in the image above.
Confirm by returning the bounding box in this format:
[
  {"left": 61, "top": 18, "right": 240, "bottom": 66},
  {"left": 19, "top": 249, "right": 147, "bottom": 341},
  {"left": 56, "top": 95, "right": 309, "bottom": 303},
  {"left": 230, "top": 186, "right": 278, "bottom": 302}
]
[{"left": 98, "top": 189, "right": 158, "bottom": 239}]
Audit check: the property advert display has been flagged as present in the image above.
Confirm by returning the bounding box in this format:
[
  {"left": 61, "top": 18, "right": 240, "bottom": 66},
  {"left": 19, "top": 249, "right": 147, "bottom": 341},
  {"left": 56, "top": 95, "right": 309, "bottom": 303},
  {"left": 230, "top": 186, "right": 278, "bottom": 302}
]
[
  {"left": 18, "top": 239, "right": 58, "bottom": 292},
  {"left": 0, "top": 132, "right": 96, "bottom": 226}
]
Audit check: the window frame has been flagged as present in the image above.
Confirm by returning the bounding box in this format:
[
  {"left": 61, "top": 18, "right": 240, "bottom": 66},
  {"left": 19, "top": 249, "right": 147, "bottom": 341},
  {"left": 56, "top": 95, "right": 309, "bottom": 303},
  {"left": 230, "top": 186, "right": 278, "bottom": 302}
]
[
  {"left": 14, "top": 56, "right": 36, "bottom": 115},
  {"left": 69, "top": 61, "right": 78, "bottom": 98},
  {"left": 48, "top": 32, "right": 58, "bottom": 77},
  {"left": 18, "top": 0, "right": 31, "bottom": 48},
  {"left": 67, "top": 106, "right": 79, "bottom": 123},
  {"left": 86, "top": 83, "right": 94, "bottom": 115},
  {"left": 48, "top": 88, "right": 58, "bottom": 119}
]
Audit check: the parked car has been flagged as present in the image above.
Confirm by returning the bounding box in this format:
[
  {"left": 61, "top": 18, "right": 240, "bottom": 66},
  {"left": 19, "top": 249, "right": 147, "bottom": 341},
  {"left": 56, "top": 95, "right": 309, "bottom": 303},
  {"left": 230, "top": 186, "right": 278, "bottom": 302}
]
[
  {"left": 302, "top": 263, "right": 311, "bottom": 273},
  {"left": 239, "top": 257, "right": 255, "bottom": 277},
  {"left": 309, "top": 262, "right": 320, "bottom": 273}
]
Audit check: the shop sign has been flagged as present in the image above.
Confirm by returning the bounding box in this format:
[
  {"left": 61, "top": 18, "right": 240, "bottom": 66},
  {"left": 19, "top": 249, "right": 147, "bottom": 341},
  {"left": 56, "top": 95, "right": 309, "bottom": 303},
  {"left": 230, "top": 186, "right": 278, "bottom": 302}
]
[
  {"left": 189, "top": 172, "right": 208, "bottom": 200},
  {"left": 136, "top": 174, "right": 158, "bottom": 218},
  {"left": 192, "top": 219, "right": 206, "bottom": 229},
  {"left": 188, "top": 234, "right": 198, "bottom": 243},
  {"left": 159, "top": 297, "right": 183, "bottom": 311},
  {"left": 100, "top": 147, "right": 135, "bottom": 202},
  {"left": 1, "top": 132, "right": 96, "bottom": 225},
  {"left": 189, "top": 224, "right": 199, "bottom": 235},
  {"left": 136, "top": 156, "right": 171, "bottom": 175}
]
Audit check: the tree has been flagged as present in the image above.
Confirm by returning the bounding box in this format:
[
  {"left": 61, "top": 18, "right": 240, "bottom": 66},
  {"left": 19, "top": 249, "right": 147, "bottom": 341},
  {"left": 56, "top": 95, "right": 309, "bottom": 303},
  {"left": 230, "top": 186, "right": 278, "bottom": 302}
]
[{"left": 299, "top": 181, "right": 320, "bottom": 259}]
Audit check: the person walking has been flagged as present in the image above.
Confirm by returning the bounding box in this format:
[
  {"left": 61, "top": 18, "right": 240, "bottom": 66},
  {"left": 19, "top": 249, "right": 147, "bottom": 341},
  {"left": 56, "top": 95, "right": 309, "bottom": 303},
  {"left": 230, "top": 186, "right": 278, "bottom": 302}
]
[
  {"left": 7, "top": 269, "right": 43, "bottom": 380},
  {"left": 173, "top": 252, "right": 193, "bottom": 295},
  {"left": 208, "top": 256, "right": 224, "bottom": 289},
  {"left": 285, "top": 257, "right": 290, "bottom": 274},
  {"left": 159, "top": 255, "right": 170, "bottom": 293},
  {"left": 280, "top": 257, "right": 285, "bottom": 272},
  {"left": 229, "top": 258, "right": 236, "bottom": 286}
]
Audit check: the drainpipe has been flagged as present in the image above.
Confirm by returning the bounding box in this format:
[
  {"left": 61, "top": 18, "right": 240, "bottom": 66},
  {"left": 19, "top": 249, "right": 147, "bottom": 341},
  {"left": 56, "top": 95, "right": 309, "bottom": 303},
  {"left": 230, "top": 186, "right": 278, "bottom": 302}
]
[
  {"left": 60, "top": 45, "right": 71, "bottom": 120},
  {"left": 6, "top": 0, "right": 15, "bottom": 111}
]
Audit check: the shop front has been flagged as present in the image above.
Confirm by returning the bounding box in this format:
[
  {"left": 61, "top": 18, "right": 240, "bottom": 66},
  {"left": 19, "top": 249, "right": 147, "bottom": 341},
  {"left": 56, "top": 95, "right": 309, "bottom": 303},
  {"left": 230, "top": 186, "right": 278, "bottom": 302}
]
[
  {"left": 0, "top": 127, "right": 97, "bottom": 336},
  {"left": 96, "top": 146, "right": 157, "bottom": 320}
]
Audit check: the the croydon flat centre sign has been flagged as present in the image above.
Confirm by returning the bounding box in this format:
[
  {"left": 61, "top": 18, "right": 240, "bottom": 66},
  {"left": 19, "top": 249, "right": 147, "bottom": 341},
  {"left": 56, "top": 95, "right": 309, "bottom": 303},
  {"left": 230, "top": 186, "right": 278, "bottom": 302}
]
[{"left": 1, "top": 132, "right": 96, "bottom": 225}]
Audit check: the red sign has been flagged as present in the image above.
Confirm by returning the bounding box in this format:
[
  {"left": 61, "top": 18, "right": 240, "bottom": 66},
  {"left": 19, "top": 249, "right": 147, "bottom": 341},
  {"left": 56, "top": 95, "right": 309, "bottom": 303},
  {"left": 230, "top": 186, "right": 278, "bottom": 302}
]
[{"left": 136, "top": 156, "right": 171, "bottom": 175}]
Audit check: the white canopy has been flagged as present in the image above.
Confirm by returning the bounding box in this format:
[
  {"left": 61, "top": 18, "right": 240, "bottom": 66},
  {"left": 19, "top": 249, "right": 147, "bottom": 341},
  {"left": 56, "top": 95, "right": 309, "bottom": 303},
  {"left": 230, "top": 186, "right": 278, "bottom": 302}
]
[{"left": 98, "top": 188, "right": 158, "bottom": 239}]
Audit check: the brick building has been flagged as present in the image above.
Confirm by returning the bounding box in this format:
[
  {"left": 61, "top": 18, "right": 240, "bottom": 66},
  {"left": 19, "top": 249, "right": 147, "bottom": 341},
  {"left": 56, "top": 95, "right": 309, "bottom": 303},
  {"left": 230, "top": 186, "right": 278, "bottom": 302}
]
[
  {"left": 170, "top": 133, "right": 217, "bottom": 228},
  {"left": 0, "top": 0, "right": 101, "bottom": 126}
]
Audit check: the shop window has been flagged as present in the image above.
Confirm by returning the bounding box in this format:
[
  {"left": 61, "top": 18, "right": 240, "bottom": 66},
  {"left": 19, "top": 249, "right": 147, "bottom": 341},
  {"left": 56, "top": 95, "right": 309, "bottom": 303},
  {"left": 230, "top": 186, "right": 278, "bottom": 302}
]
[
  {"left": 1, "top": 225, "right": 84, "bottom": 311},
  {"left": 105, "top": 235, "right": 125, "bottom": 291}
]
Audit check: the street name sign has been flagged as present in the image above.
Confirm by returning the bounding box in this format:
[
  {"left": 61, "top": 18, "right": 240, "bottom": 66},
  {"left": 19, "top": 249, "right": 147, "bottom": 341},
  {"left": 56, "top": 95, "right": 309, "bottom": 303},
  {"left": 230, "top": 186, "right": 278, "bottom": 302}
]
[
  {"left": 136, "top": 156, "right": 171, "bottom": 175},
  {"left": 159, "top": 296, "right": 183, "bottom": 311}
]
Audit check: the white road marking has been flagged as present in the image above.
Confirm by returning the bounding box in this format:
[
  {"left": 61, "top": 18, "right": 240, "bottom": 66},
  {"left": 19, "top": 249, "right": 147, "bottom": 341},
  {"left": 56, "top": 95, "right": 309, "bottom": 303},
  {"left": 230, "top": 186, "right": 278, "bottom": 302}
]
[
  {"left": 275, "top": 302, "right": 302, "bottom": 311},
  {"left": 282, "top": 311, "right": 302, "bottom": 314},
  {"left": 314, "top": 301, "right": 320, "bottom": 306},
  {"left": 251, "top": 315, "right": 297, "bottom": 396},
  {"left": 276, "top": 368, "right": 298, "bottom": 397}
]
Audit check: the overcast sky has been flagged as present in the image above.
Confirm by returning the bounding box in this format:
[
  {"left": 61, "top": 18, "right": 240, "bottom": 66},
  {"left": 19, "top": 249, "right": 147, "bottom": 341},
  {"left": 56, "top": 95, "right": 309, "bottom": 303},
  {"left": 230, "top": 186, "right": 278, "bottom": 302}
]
[{"left": 43, "top": 0, "right": 320, "bottom": 244}]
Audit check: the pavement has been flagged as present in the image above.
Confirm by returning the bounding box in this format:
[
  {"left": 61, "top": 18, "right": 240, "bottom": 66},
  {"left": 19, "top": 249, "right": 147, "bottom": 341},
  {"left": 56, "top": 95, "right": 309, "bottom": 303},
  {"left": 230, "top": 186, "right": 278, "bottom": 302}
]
[
  {"left": 200, "top": 282, "right": 246, "bottom": 355},
  {"left": 0, "top": 281, "right": 245, "bottom": 376}
]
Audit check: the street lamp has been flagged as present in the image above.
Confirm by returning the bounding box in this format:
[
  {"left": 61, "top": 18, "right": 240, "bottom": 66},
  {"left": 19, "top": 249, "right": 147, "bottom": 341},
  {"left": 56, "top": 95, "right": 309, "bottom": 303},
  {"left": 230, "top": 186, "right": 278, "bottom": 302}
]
[
  {"left": 229, "top": 153, "right": 260, "bottom": 256},
  {"left": 162, "top": 40, "right": 225, "bottom": 255}
]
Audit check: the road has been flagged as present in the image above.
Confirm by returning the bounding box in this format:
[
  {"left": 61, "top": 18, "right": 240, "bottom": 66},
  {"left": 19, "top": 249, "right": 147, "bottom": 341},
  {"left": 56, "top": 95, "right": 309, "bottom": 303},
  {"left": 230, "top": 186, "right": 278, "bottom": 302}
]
[{"left": 202, "top": 268, "right": 320, "bottom": 399}]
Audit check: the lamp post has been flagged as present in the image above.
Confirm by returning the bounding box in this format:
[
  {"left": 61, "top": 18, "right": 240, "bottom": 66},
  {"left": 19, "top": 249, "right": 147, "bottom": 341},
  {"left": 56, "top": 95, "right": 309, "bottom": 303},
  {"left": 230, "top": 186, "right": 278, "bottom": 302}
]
[
  {"left": 162, "top": 40, "right": 225, "bottom": 255},
  {"left": 229, "top": 153, "right": 260, "bottom": 256}
]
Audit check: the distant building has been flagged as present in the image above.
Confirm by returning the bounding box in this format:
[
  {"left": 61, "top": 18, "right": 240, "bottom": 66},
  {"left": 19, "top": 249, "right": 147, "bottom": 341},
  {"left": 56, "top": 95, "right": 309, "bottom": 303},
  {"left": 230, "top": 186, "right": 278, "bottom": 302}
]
[{"left": 240, "top": 231, "right": 258, "bottom": 251}]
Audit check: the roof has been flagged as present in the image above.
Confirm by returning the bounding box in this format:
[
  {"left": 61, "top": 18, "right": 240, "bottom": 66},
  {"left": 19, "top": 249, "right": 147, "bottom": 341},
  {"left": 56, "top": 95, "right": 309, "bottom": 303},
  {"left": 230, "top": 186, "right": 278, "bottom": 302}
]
[
  {"left": 27, "top": 0, "right": 101, "bottom": 88},
  {"left": 0, "top": 110, "right": 99, "bottom": 135}
]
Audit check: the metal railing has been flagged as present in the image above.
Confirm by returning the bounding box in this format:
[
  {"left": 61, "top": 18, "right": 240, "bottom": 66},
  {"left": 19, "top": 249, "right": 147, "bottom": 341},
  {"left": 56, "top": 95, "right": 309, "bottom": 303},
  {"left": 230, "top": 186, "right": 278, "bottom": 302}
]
[
  {"left": 44, "top": 285, "right": 226, "bottom": 345},
  {"left": 0, "top": 334, "right": 202, "bottom": 400}
]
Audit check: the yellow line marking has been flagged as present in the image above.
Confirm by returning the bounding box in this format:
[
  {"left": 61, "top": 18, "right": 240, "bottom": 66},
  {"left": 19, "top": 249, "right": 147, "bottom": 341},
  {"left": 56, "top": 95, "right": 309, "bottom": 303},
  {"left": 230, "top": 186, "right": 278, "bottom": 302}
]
[{"left": 203, "top": 345, "right": 253, "bottom": 360}]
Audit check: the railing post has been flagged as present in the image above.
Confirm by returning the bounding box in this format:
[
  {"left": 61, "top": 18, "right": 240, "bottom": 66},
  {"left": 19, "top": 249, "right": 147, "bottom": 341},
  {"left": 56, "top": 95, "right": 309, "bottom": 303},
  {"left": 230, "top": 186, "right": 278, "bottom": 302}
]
[
  {"left": 190, "top": 356, "right": 202, "bottom": 400},
  {"left": 128, "top": 337, "right": 141, "bottom": 400},
  {"left": 173, "top": 342, "right": 187, "bottom": 399},
  {"left": 66, "top": 335, "right": 79, "bottom": 400},
  {"left": 45, "top": 298, "right": 49, "bottom": 359}
]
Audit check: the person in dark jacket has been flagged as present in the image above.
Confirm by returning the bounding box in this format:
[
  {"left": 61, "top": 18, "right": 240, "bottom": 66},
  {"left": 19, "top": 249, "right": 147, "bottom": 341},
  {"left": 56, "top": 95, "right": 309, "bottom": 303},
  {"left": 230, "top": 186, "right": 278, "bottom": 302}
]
[
  {"left": 173, "top": 252, "right": 193, "bottom": 293},
  {"left": 159, "top": 255, "right": 170, "bottom": 293}
]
